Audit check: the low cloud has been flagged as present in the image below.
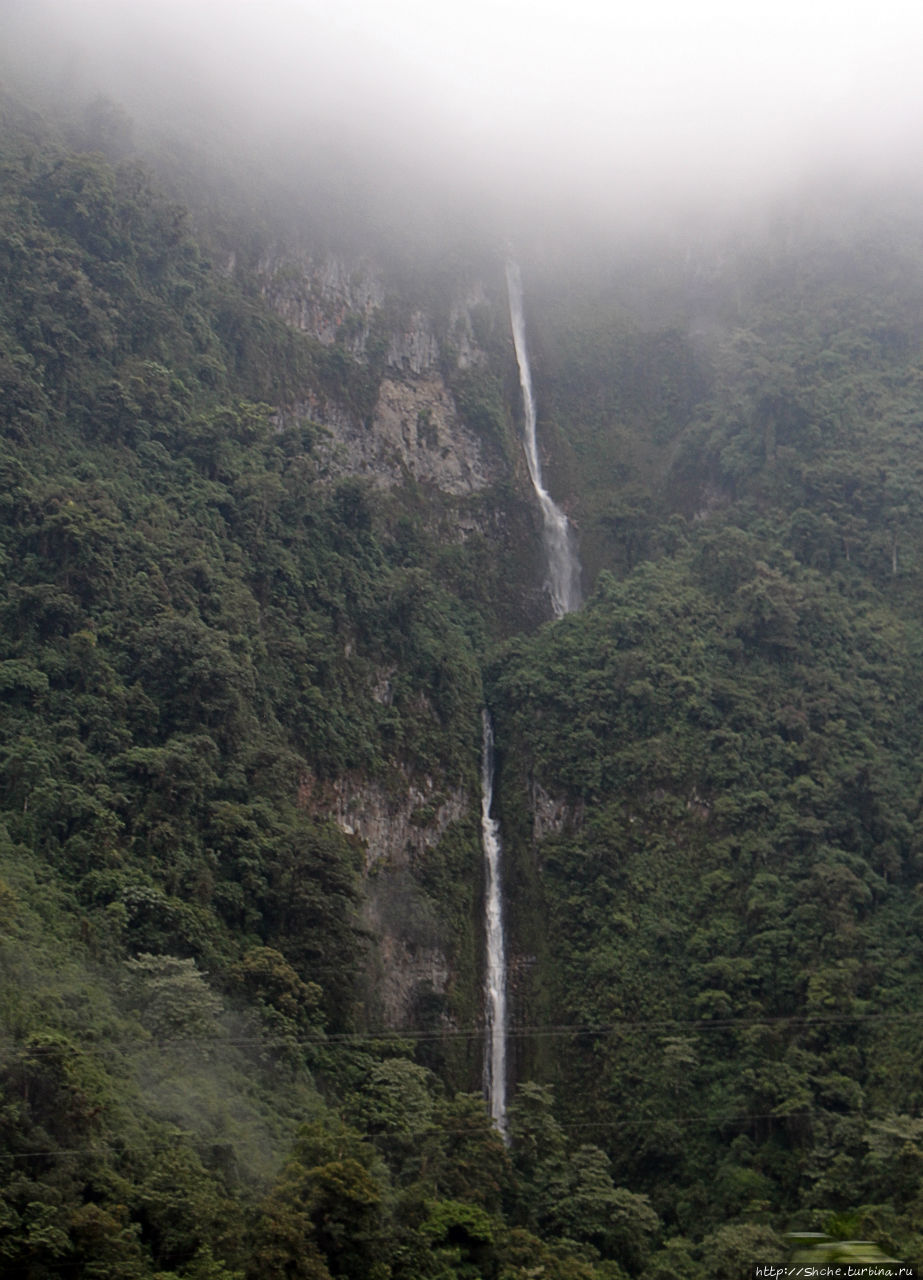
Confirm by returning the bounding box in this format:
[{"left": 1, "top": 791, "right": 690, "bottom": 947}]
[{"left": 6, "top": 0, "right": 923, "bottom": 242}]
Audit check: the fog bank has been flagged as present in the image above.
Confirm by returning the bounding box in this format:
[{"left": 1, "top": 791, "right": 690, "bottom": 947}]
[{"left": 6, "top": 0, "right": 923, "bottom": 240}]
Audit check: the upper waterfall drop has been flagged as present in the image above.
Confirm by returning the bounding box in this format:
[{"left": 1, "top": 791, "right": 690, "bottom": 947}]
[{"left": 505, "top": 261, "right": 582, "bottom": 619}]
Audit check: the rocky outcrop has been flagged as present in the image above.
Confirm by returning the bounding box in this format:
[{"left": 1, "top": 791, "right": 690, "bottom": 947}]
[
  {"left": 531, "top": 779, "right": 584, "bottom": 842},
  {"left": 449, "top": 284, "right": 491, "bottom": 370},
  {"left": 288, "top": 371, "right": 492, "bottom": 495},
  {"left": 302, "top": 770, "right": 468, "bottom": 871},
  {"left": 260, "top": 252, "right": 443, "bottom": 372},
  {"left": 363, "top": 875, "right": 451, "bottom": 1028},
  {"left": 262, "top": 252, "right": 500, "bottom": 495},
  {"left": 387, "top": 310, "right": 439, "bottom": 374},
  {"left": 261, "top": 252, "right": 384, "bottom": 354},
  {"left": 370, "top": 374, "right": 491, "bottom": 492},
  {"left": 299, "top": 767, "right": 472, "bottom": 1028}
]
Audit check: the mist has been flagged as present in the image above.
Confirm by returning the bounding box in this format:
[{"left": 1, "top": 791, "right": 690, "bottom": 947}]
[{"left": 6, "top": 0, "right": 923, "bottom": 247}]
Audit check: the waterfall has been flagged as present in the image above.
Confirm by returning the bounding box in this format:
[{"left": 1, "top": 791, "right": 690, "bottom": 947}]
[
  {"left": 481, "top": 709, "right": 508, "bottom": 1137},
  {"left": 479, "top": 265, "right": 581, "bottom": 1134},
  {"left": 506, "top": 260, "right": 582, "bottom": 619}
]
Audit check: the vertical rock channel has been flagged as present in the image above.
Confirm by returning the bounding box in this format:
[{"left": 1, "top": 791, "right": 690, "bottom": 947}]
[{"left": 482, "top": 264, "right": 582, "bottom": 1136}]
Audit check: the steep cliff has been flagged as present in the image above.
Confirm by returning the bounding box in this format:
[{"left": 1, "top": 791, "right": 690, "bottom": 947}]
[
  {"left": 249, "top": 245, "right": 555, "bottom": 1040},
  {"left": 260, "top": 249, "right": 500, "bottom": 492}
]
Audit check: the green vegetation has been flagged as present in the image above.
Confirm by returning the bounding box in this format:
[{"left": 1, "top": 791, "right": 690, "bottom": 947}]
[
  {"left": 487, "top": 210, "right": 923, "bottom": 1267},
  {"left": 2, "top": 80, "right": 923, "bottom": 1277},
  {"left": 0, "top": 89, "right": 508, "bottom": 1278}
]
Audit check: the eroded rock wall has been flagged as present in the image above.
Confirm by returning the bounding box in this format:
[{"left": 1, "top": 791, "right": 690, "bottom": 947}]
[
  {"left": 300, "top": 766, "right": 473, "bottom": 1029},
  {"left": 262, "top": 251, "right": 500, "bottom": 495}
]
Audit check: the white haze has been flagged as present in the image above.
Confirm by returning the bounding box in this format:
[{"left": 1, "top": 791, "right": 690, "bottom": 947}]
[{"left": 6, "top": 0, "right": 923, "bottom": 232}]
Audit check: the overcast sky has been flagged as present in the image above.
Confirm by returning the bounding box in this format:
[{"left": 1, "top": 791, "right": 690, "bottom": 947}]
[{"left": 8, "top": 0, "right": 923, "bottom": 227}]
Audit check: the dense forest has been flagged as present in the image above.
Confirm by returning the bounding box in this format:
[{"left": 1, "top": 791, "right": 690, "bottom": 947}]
[{"left": 1, "top": 73, "right": 923, "bottom": 1278}]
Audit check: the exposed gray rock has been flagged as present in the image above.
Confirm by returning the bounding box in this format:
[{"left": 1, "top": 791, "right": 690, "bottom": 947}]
[
  {"left": 449, "top": 284, "right": 490, "bottom": 370},
  {"left": 299, "top": 767, "right": 471, "bottom": 1028},
  {"left": 531, "top": 779, "right": 584, "bottom": 842},
  {"left": 260, "top": 251, "right": 384, "bottom": 353},
  {"left": 290, "top": 373, "right": 492, "bottom": 494},
  {"left": 261, "top": 252, "right": 499, "bottom": 495},
  {"left": 326, "top": 772, "right": 468, "bottom": 871},
  {"left": 386, "top": 310, "right": 439, "bottom": 373},
  {"left": 363, "top": 876, "right": 451, "bottom": 1028}
]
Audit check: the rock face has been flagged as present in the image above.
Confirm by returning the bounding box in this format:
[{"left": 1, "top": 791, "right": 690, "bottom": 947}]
[
  {"left": 449, "top": 285, "right": 491, "bottom": 371},
  {"left": 261, "top": 253, "right": 384, "bottom": 353},
  {"left": 300, "top": 767, "right": 471, "bottom": 1028},
  {"left": 531, "top": 779, "right": 584, "bottom": 843},
  {"left": 313, "top": 771, "right": 468, "bottom": 871},
  {"left": 267, "top": 251, "right": 511, "bottom": 1031},
  {"left": 363, "top": 878, "right": 452, "bottom": 1031},
  {"left": 260, "top": 251, "right": 498, "bottom": 495},
  {"left": 321, "top": 374, "right": 492, "bottom": 494},
  {"left": 387, "top": 310, "right": 440, "bottom": 375}
]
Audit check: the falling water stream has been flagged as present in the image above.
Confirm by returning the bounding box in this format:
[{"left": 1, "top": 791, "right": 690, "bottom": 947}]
[
  {"left": 481, "top": 710, "right": 507, "bottom": 1137},
  {"left": 482, "top": 263, "right": 583, "bottom": 1136},
  {"left": 505, "top": 260, "right": 582, "bottom": 619}
]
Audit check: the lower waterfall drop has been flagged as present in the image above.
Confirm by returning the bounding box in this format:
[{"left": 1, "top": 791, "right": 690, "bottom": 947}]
[{"left": 481, "top": 709, "right": 508, "bottom": 1138}]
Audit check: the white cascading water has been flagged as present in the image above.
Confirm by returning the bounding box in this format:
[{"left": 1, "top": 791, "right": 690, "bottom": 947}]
[
  {"left": 506, "top": 260, "right": 582, "bottom": 619},
  {"left": 480, "top": 266, "right": 582, "bottom": 1134},
  {"left": 481, "top": 709, "right": 508, "bottom": 1137}
]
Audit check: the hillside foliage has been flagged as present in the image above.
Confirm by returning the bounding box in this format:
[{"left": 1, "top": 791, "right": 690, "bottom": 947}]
[{"left": 1, "top": 86, "right": 923, "bottom": 1276}]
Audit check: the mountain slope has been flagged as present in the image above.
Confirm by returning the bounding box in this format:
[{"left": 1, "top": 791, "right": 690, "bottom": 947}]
[{"left": 3, "top": 84, "right": 923, "bottom": 1275}]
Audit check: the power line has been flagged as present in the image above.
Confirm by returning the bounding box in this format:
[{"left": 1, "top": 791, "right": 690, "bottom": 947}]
[
  {"left": 10, "top": 1005, "right": 923, "bottom": 1055},
  {"left": 0, "top": 1109, "right": 839, "bottom": 1161}
]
